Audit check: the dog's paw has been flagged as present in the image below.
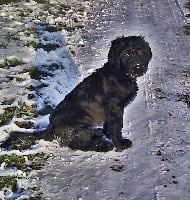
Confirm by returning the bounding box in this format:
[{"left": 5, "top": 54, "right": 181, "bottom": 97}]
[
  {"left": 115, "top": 139, "right": 132, "bottom": 152},
  {"left": 94, "top": 140, "right": 114, "bottom": 152}
]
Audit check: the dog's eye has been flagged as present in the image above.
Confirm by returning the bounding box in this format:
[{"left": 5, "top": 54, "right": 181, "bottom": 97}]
[
  {"left": 136, "top": 64, "right": 140, "bottom": 68},
  {"left": 137, "top": 49, "right": 143, "bottom": 56},
  {"left": 124, "top": 50, "right": 131, "bottom": 56}
]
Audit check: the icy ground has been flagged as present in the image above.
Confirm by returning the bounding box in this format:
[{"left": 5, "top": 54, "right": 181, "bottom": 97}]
[{"left": 0, "top": 0, "right": 190, "bottom": 199}]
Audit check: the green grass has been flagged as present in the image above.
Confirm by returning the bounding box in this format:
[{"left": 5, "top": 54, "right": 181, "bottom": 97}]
[
  {"left": 27, "top": 83, "right": 48, "bottom": 91},
  {"left": 0, "top": 43, "right": 6, "bottom": 48},
  {"left": 0, "top": 58, "right": 25, "bottom": 68},
  {"left": 38, "top": 43, "right": 60, "bottom": 52},
  {"left": 0, "top": 153, "right": 48, "bottom": 194},
  {"left": 43, "top": 26, "right": 62, "bottom": 32},
  {"left": 4, "top": 33, "right": 20, "bottom": 42},
  {"left": 0, "top": 150, "right": 49, "bottom": 194},
  {"left": 75, "top": 24, "right": 85, "bottom": 29},
  {"left": 17, "top": 11, "right": 27, "bottom": 17},
  {"left": 15, "top": 121, "right": 33, "bottom": 129},
  {"left": 23, "top": 196, "right": 42, "bottom": 200},
  {"left": 0, "top": 176, "right": 17, "bottom": 192},
  {"left": 0, "top": 154, "right": 25, "bottom": 169},
  {"left": 0, "top": 0, "right": 21, "bottom": 5},
  {"left": 25, "top": 66, "right": 53, "bottom": 80},
  {"left": 178, "top": 93, "right": 190, "bottom": 106},
  {"left": 0, "top": 132, "right": 36, "bottom": 150},
  {"left": 27, "top": 153, "right": 48, "bottom": 170},
  {"left": 44, "top": 6, "right": 65, "bottom": 17},
  {"left": 26, "top": 41, "right": 40, "bottom": 49},
  {"left": 1, "top": 133, "right": 36, "bottom": 151},
  {"left": 0, "top": 102, "right": 36, "bottom": 124},
  {"left": 0, "top": 106, "right": 17, "bottom": 124},
  {"left": 9, "top": 136, "right": 35, "bottom": 150},
  {"left": 26, "top": 41, "right": 60, "bottom": 51},
  {"left": 0, "top": 153, "right": 48, "bottom": 170},
  {"left": 47, "top": 63, "right": 60, "bottom": 70},
  {"left": 33, "top": 0, "right": 48, "bottom": 4},
  {"left": 64, "top": 26, "right": 76, "bottom": 32},
  {"left": 60, "top": 2, "right": 71, "bottom": 10}
]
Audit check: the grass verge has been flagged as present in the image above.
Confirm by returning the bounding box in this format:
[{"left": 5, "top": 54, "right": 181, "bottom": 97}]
[
  {"left": 0, "top": 58, "right": 25, "bottom": 68},
  {"left": 0, "top": 102, "right": 36, "bottom": 125},
  {"left": 0, "top": 0, "right": 21, "bottom": 5},
  {"left": 0, "top": 176, "right": 17, "bottom": 192}
]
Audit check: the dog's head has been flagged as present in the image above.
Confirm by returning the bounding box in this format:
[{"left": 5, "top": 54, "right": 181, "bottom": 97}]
[{"left": 108, "top": 36, "right": 152, "bottom": 78}]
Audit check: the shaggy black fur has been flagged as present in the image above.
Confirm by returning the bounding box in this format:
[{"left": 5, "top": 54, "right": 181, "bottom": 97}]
[{"left": 46, "top": 36, "right": 152, "bottom": 152}]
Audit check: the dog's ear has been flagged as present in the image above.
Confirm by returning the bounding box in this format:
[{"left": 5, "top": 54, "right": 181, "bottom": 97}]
[{"left": 108, "top": 36, "right": 126, "bottom": 65}]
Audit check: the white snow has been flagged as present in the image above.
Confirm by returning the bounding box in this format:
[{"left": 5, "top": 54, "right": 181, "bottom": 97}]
[
  {"left": 0, "top": 2, "right": 85, "bottom": 136},
  {"left": 0, "top": 0, "right": 91, "bottom": 198}
]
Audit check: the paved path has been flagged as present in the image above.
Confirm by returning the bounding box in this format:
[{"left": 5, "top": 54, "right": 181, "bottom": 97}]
[{"left": 39, "top": 0, "right": 190, "bottom": 199}]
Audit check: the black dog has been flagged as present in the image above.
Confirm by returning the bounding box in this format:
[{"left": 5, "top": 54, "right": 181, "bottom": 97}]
[{"left": 46, "top": 36, "right": 152, "bottom": 152}]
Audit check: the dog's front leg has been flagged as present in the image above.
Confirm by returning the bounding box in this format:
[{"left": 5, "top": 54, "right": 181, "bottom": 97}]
[{"left": 104, "top": 105, "right": 132, "bottom": 151}]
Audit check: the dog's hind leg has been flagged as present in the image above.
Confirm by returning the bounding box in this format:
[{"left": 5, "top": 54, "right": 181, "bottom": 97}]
[{"left": 68, "top": 128, "right": 114, "bottom": 152}]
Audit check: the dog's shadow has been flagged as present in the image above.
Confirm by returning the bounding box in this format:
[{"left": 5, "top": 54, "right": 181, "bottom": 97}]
[{"left": 47, "top": 36, "right": 152, "bottom": 152}]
